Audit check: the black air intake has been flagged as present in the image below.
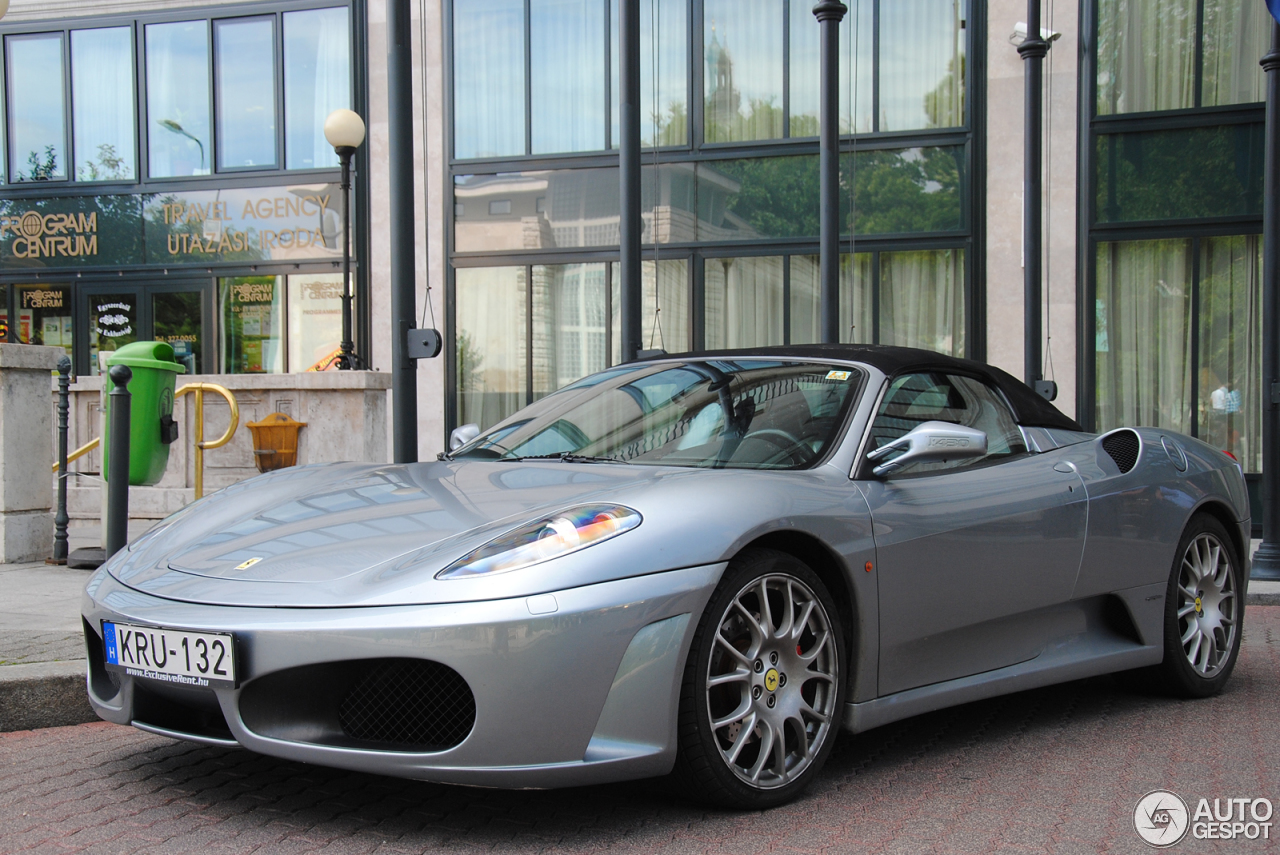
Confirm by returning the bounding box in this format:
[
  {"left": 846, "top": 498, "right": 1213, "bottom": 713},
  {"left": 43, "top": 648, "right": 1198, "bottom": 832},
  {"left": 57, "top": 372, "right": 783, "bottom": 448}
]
[
  {"left": 338, "top": 659, "right": 475, "bottom": 749},
  {"left": 1101, "top": 430, "right": 1140, "bottom": 474}
]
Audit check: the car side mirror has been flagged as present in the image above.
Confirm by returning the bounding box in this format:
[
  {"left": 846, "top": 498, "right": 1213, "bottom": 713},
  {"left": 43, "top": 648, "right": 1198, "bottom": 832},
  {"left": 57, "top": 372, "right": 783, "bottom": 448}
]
[
  {"left": 866, "top": 421, "right": 988, "bottom": 477},
  {"left": 450, "top": 423, "right": 480, "bottom": 452}
]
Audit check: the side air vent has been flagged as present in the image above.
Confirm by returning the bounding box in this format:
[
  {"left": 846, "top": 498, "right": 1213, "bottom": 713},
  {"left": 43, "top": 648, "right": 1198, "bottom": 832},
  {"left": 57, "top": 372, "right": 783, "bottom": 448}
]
[
  {"left": 338, "top": 659, "right": 476, "bottom": 749},
  {"left": 1101, "top": 429, "right": 1140, "bottom": 474}
]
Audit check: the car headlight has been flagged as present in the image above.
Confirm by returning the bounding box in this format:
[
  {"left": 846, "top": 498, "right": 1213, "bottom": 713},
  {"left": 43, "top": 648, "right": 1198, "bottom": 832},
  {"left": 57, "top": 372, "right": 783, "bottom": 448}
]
[{"left": 436, "top": 504, "right": 641, "bottom": 580}]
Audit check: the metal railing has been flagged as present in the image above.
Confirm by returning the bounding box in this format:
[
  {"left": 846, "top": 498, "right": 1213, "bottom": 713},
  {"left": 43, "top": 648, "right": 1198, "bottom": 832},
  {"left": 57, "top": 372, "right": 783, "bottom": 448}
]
[{"left": 52, "top": 382, "right": 240, "bottom": 500}]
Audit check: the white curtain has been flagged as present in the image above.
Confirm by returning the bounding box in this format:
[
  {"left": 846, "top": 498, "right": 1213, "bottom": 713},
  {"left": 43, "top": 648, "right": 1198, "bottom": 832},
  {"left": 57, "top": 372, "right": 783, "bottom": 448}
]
[
  {"left": 705, "top": 256, "right": 784, "bottom": 349},
  {"left": 789, "top": 254, "right": 871, "bottom": 344},
  {"left": 1201, "top": 0, "right": 1268, "bottom": 107},
  {"left": 145, "top": 21, "right": 211, "bottom": 177},
  {"left": 532, "top": 263, "right": 608, "bottom": 396},
  {"left": 1097, "top": 0, "right": 1196, "bottom": 115},
  {"left": 457, "top": 266, "right": 528, "bottom": 428},
  {"left": 1198, "top": 235, "right": 1261, "bottom": 470},
  {"left": 454, "top": 0, "right": 525, "bottom": 159},
  {"left": 284, "top": 7, "right": 350, "bottom": 170},
  {"left": 880, "top": 249, "right": 964, "bottom": 356},
  {"left": 72, "top": 28, "right": 136, "bottom": 181},
  {"left": 531, "top": 0, "right": 605, "bottom": 154},
  {"left": 703, "top": 0, "right": 784, "bottom": 142},
  {"left": 879, "top": 0, "right": 965, "bottom": 130},
  {"left": 1095, "top": 239, "right": 1192, "bottom": 433},
  {"left": 610, "top": 259, "right": 689, "bottom": 360}
]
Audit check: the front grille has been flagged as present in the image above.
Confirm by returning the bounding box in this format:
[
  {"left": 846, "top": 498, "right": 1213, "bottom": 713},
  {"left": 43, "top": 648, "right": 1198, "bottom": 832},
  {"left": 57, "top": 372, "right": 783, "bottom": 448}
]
[
  {"left": 337, "top": 659, "right": 475, "bottom": 749},
  {"left": 1101, "top": 430, "right": 1140, "bottom": 474}
]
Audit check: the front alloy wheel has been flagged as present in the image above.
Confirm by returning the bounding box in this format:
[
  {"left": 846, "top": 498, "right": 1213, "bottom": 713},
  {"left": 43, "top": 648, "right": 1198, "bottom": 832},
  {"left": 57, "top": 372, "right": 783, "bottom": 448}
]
[{"left": 674, "top": 549, "right": 845, "bottom": 808}]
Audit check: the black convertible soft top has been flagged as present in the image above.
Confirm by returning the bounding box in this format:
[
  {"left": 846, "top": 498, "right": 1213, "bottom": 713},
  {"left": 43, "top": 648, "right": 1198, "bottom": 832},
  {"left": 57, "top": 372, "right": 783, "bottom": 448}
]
[{"left": 652, "top": 343, "right": 1084, "bottom": 432}]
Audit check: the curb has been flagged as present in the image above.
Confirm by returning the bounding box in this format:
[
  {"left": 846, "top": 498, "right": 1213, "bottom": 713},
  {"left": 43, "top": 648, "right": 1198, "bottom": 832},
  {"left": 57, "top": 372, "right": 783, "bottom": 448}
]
[{"left": 0, "top": 660, "right": 97, "bottom": 732}]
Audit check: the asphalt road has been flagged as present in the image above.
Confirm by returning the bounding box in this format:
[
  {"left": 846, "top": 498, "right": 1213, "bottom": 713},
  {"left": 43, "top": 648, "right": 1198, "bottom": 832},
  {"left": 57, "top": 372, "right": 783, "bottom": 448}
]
[{"left": 3, "top": 606, "right": 1278, "bottom": 855}]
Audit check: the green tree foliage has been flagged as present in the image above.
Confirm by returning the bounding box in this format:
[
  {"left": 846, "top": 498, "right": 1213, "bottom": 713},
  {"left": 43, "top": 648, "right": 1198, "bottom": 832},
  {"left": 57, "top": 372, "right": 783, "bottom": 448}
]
[
  {"left": 77, "top": 144, "right": 130, "bottom": 182},
  {"left": 22, "top": 146, "right": 59, "bottom": 182}
]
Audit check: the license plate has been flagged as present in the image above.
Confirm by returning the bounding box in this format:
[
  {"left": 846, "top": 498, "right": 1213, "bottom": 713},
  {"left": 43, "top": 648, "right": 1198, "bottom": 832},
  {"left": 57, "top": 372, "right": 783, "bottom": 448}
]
[{"left": 102, "top": 621, "right": 236, "bottom": 689}]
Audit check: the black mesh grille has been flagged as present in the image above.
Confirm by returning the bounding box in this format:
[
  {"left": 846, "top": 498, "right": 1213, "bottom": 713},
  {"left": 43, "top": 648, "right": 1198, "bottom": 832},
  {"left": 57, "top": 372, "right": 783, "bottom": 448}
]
[
  {"left": 1102, "top": 430, "right": 1140, "bottom": 474},
  {"left": 337, "top": 659, "right": 475, "bottom": 749}
]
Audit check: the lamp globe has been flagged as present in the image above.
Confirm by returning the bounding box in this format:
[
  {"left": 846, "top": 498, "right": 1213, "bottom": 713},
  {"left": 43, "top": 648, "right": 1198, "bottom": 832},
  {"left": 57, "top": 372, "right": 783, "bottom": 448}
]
[{"left": 324, "top": 109, "right": 366, "bottom": 150}]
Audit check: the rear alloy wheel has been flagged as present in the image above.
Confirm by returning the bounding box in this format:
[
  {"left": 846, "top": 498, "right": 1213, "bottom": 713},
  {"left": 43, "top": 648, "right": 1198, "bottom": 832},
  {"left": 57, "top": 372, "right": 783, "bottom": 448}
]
[
  {"left": 1154, "top": 514, "right": 1243, "bottom": 697},
  {"left": 673, "top": 549, "right": 845, "bottom": 808}
]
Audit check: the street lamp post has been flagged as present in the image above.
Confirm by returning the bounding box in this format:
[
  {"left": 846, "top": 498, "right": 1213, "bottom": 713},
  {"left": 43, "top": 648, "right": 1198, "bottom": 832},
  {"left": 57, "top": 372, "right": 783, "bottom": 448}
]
[
  {"left": 324, "top": 109, "right": 366, "bottom": 371},
  {"left": 814, "top": 0, "right": 847, "bottom": 344}
]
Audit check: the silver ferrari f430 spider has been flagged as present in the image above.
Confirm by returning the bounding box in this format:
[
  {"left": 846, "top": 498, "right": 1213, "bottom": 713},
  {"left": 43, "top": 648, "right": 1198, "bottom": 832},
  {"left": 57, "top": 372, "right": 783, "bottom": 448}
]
[{"left": 83, "top": 345, "right": 1250, "bottom": 808}]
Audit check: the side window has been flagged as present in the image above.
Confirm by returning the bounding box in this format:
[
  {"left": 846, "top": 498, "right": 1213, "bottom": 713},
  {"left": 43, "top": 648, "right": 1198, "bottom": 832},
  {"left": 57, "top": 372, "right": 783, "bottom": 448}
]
[{"left": 867, "top": 372, "right": 1027, "bottom": 474}]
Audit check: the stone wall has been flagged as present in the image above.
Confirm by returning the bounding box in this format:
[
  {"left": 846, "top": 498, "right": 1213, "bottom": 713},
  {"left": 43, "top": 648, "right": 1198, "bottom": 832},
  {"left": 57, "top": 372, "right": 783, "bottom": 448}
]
[
  {"left": 59, "top": 371, "right": 392, "bottom": 525},
  {"left": 1, "top": 344, "right": 63, "bottom": 562}
]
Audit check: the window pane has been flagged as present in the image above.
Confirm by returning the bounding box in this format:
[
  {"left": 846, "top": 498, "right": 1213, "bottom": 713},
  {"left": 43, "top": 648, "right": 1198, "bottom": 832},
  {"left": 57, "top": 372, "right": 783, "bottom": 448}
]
[
  {"left": 215, "top": 18, "right": 277, "bottom": 169},
  {"left": 789, "top": 0, "right": 872, "bottom": 136},
  {"left": 6, "top": 34, "right": 67, "bottom": 182},
  {"left": 0, "top": 285, "right": 7, "bottom": 339},
  {"left": 15, "top": 285, "right": 71, "bottom": 357},
  {"left": 1095, "top": 239, "right": 1192, "bottom": 434},
  {"left": 1202, "top": 0, "right": 1268, "bottom": 107},
  {"left": 1198, "top": 235, "right": 1261, "bottom": 471},
  {"left": 285, "top": 7, "right": 350, "bottom": 170},
  {"left": 880, "top": 248, "right": 964, "bottom": 356},
  {"left": 610, "top": 259, "right": 688, "bottom": 360},
  {"left": 457, "top": 266, "right": 528, "bottom": 429},
  {"left": 454, "top": 0, "right": 525, "bottom": 159},
  {"left": 288, "top": 273, "right": 343, "bottom": 371},
  {"left": 703, "top": 0, "right": 783, "bottom": 142},
  {"left": 790, "top": 253, "right": 871, "bottom": 344},
  {"left": 146, "top": 21, "right": 211, "bottom": 177},
  {"left": 704, "top": 256, "right": 783, "bottom": 349},
  {"left": 845, "top": 146, "right": 965, "bottom": 234},
  {"left": 697, "top": 156, "right": 817, "bottom": 239},
  {"left": 880, "top": 0, "right": 966, "bottom": 130},
  {"left": 220, "top": 275, "right": 284, "bottom": 373},
  {"left": 1097, "top": 0, "right": 1195, "bottom": 115},
  {"left": 533, "top": 263, "right": 607, "bottom": 397},
  {"left": 72, "top": 28, "right": 136, "bottom": 182},
  {"left": 610, "top": 0, "right": 688, "bottom": 147},
  {"left": 1095, "top": 124, "right": 1263, "bottom": 223},
  {"left": 153, "top": 289, "right": 204, "bottom": 374},
  {"left": 531, "top": 0, "right": 604, "bottom": 154}
]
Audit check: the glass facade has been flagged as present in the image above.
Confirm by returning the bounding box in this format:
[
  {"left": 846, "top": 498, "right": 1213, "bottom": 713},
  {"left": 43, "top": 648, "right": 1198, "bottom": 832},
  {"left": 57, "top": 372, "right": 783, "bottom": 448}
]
[
  {"left": 1088, "top": 0, "right": 1265, "bottom": 486},
  {"left": 0, "top": 4, "right": 357, "bottom": 377},
  {"left": 449, "top": 0, "right": 977, "bottom": 430}
]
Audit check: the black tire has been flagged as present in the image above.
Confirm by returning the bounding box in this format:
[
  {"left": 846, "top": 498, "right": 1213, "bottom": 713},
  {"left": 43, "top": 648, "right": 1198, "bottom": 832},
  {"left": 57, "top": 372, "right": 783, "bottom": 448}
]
[
  {"left": 671, "top": 548, "right": 846, "bottom": 809},
  {"left": 1151, "top": 514, "right": 1244, "bottom": 698}
]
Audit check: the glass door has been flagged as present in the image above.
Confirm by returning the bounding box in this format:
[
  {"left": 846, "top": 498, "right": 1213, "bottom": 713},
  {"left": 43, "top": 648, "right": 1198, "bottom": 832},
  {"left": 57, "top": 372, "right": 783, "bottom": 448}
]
[{"left": 78, "top": 280, "right": 212, "bottom": 375}]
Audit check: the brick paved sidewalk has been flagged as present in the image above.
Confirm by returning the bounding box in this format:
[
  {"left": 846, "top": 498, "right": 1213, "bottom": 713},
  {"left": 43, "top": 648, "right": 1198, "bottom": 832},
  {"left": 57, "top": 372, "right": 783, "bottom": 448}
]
[{"left": 2, "top": 606, "right": 1278, "bottom": 855}]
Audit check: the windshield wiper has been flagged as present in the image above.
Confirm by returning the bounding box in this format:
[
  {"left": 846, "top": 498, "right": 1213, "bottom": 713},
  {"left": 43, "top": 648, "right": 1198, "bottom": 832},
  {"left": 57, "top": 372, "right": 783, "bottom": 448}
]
[{"left": 498, "top": 452, "right": 629, "bottom": 464}]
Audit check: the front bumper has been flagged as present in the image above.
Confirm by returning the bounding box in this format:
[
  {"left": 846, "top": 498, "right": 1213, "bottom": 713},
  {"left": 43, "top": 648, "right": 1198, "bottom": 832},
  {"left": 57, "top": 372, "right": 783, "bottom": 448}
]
[{"left": 81, "top": 563, "right": 723, "bottom": 788}]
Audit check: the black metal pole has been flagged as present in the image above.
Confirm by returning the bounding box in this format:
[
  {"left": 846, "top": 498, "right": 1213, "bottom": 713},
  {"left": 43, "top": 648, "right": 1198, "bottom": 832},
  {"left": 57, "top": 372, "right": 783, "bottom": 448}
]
[
  {"left": 105, "top": 364, "right": 132, "bottom": 560},
  {"left": 50, "top": 355, "right": 71, "bottom": 564},
  {"left": 388, "top": 0, "right": 418, "bottom": 462},
  {"left": 1253, "top": 22, "right": 1280, "bottom": 580},
  {"left": 337, "top": 146, "right": 356, "bottom": 370},
  {"left": 815, "top": 0, "right": 847, "bottom": 344},
  {"left": 1019, "top": 1, "right": 1048, "bottom": 388},
  {"left": 619, "top": 0, "right": 642, "bottom": 361}
]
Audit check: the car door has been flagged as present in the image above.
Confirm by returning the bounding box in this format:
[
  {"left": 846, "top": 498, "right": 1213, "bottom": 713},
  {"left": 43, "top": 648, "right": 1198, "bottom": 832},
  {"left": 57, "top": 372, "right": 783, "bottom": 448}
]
[{"left": 857, "top": 371, "right": 1088, "bottom": 696}]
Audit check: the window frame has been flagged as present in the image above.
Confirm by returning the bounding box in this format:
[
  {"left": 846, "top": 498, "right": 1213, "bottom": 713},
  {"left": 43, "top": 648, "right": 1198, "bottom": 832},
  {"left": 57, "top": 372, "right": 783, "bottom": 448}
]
[{"left": 0, "top": 0, "right": 356, "bottom": 189}]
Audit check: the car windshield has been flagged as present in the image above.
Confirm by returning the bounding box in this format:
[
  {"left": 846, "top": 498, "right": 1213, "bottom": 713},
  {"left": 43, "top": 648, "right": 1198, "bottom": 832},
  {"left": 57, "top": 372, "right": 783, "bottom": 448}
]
[{"left": 453, "top": 359, "right": 863, "bottom": 469}]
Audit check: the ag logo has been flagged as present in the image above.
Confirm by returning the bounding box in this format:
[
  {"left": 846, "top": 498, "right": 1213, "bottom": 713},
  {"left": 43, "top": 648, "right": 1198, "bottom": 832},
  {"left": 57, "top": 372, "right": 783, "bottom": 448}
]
[{"left": 1134, "top": 790, "right": 1189, "bottom": 847}]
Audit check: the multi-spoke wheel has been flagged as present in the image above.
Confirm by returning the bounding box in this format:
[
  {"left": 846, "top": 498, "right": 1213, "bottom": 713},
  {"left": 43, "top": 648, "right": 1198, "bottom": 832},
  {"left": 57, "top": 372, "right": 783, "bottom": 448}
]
[
  {"left": 673, "top": 548, "right": 845, "bottom": 808},
  {"left": 1153, "top": 514, "right": 1244, "bottom": 697}
]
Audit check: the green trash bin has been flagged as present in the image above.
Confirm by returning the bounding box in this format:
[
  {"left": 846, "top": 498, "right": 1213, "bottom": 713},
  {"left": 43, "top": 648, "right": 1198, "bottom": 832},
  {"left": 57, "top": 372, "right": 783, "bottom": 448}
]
[{"left": 102, "top": 341, "right": 187, "bottom": 486}]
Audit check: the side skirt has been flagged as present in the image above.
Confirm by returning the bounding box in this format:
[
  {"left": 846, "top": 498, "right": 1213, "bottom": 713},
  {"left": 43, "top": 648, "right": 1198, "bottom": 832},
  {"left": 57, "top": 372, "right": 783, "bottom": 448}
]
[{"left": 844, "top": 615, "right": 1162, "bottom": 734}]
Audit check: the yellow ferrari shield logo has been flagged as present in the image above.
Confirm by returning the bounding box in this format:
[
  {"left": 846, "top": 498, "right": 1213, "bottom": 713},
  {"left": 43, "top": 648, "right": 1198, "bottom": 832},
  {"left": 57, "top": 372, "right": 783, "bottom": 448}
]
[{"left": 764, "top": 668, "right": 780, "bottom": 693}]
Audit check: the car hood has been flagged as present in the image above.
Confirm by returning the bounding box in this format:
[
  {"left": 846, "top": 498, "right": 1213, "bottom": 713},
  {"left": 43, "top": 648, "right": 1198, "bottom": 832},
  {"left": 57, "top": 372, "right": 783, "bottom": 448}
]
[{"left": 105, "top": 459, "right": 845, "bottom": 608}]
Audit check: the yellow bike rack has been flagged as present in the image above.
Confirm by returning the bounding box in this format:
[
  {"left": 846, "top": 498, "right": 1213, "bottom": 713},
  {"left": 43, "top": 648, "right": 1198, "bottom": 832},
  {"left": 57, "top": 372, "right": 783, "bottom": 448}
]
[
  {"left": 53, "top": 381, "right": 240, "bottom": 501},
  {"left": 175, "top": 383, "right": 240, "bottom": 499}
]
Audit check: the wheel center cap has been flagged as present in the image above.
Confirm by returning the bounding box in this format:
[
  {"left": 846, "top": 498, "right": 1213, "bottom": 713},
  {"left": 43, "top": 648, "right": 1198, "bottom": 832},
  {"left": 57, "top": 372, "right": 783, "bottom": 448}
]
[
  {"left": 1195, "top": 596, "right": 1203, "bottom": 614},
  {"left": 764, "top": 668, "right": 780, "bottom": 693}
]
